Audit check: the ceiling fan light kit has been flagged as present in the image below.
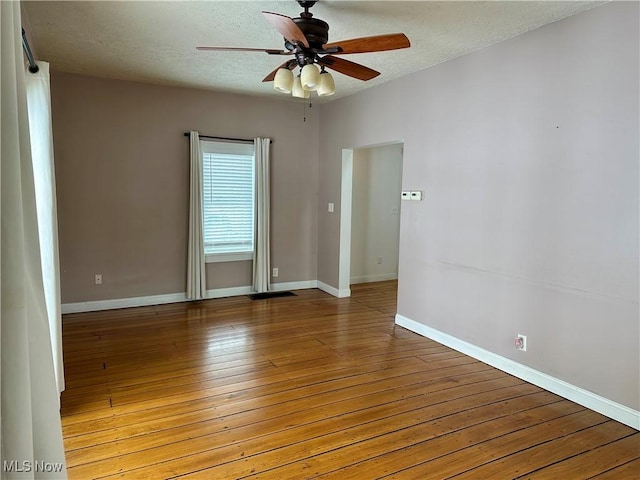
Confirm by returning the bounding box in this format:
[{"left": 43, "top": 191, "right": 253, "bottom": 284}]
[
  {"left": 274, "top": 67, "right": 294, "bottom": 93},
  {"left": 317, "top": 70, "right": 335, "bottom": 96},
  {"left": 275, "top": 64, "right": 333, "bottom": 97},
  {"left": 301, "top": 64, "right": 320, "bottom": 91},
  {"left": 291, "top": 75, "right": 310, "bottom": 98},
  {"left": 198, "top": 0, "right": 410, "bottom": 99}
]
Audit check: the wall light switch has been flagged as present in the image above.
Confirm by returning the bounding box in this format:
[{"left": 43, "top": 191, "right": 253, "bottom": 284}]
[
  {"left": 410, "top": 190, "right": 423, "bottom": 201},
  {"left": 401, "top": 191, "right": 411, "bottom": 200},
  {"left": 328, "top": 203, "right": 335, "bottom": 213}
]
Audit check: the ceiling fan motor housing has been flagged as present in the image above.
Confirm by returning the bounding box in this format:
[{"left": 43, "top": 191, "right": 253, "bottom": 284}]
[{"left": 286, "top": 17, "right": 329, "bottom": 52}]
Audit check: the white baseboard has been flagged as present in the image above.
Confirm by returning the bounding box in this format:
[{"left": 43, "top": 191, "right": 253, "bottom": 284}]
[
  {"left": 61, "top": 281, "right": 322, "bottom": 315},
  {"left": 206, "top": 286, "right": 254, "bottom": 299},
  {"left": 395, "top": 313, "right": 640, "bottom": 430},
  {"left": 272, "top": 280, "right": 318, "bottom": 292},
  {"left": 350, "top": 273, "right": 398, "bottom": 284},
  {"left": 317, "top": 281, "right": 351, "bottom": 298},
  {"left": 209, "top": 281, "right": 318, "bottom": 298},
  {"left": 61, "top": 292, "right": 188, "bottom": 314}
]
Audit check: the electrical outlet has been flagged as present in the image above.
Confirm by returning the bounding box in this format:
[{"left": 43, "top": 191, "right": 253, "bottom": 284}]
[
  {"left": 515, "top": 334, "right": 527, "bottom": 351},
  {"left": 95, "top": 274, "right": 102, "bottom": 285},
  {"left": 272, "top": 267, "right": 279, "bottom": 278}
]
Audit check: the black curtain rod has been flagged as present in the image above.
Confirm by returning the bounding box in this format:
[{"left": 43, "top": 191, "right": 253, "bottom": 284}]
[
  {"left": 183, "top": 132, "right": 272, "bottom": 144},
  {"left": 21, "top": 28, "right": 39, "bottom": 74}
]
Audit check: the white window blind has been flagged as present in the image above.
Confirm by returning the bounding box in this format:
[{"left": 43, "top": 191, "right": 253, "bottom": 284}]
[{"left": 200, "top": 140, "right": 255, "bottom": 259}]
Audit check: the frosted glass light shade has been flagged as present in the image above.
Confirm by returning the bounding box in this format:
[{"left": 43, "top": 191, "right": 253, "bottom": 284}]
[
  {"left": 317, "top": 71, "right": 336, "bottom": 96},
  {"left": 301, "top": 64, "right": 320, "bottom": 91},
  {"left": 292, "top": 76, "right": 309, "bottom": 98},
  {"left": 273, "top": 68, "right": 293, "bottom": 93}
]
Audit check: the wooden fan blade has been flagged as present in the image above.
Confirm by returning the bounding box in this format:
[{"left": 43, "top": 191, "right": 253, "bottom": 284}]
[
  {"left": 262, "top": 61, "right": 297, "bottom": 82},
  {"left": 262, "top": 11, "right": 309, "bottom": 48},
  {"left": 318, "top": 55, "right": 380, "bottom": 81},
  {"left": 197, "top": 46, "right": 290, "bottom": 55},
  {"left": 324, "top": 33, "right": 410, "bottom": 54}
]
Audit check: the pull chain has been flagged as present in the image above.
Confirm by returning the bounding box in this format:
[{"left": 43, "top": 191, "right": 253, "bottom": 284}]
[{"left": 303, "top": 102, "right": 312, "bottom": 122}]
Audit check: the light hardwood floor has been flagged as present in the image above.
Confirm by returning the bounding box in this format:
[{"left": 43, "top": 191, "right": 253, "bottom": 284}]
[{"left": 61, "top": 281, "right": 639, "bottom": 479}]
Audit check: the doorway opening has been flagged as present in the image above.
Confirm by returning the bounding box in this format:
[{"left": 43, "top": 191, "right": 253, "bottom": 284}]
[{"left": 338, "top": 141, "right": 404, "bottom": 296}]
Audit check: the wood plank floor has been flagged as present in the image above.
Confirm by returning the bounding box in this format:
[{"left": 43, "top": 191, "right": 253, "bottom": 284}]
[{"left": 61, "top": 281, "right": 639, "bottom": 479}]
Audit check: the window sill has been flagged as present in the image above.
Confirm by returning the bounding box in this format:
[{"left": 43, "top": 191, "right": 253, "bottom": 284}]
[{"left": 206, "top": 252, "right": 253, "bottom": 263}]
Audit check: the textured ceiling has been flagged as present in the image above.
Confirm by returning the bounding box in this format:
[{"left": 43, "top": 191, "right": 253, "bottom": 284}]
[{"left": 23, "top": 1, "right": 604, "bottom": 103}]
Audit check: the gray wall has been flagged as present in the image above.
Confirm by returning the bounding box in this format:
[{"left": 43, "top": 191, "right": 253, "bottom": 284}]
[
  {"left": 318, "top": 2, "right": 639, "bottom": 410},
  {"left": 351, "top": 144, "right": 402, "bottom": 284},
  {"left": 51, "top": 73, "right": 319, "bottom": 302}
]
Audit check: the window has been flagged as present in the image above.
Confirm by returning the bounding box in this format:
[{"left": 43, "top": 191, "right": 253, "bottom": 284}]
[{"left": 201, "top": 140, "right": 255, "bottom": 262}]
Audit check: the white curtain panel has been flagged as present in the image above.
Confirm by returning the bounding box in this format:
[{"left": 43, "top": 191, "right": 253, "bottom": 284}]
[
  {"left": 25, "top": 61, "right": 65, "bottom": 397},
  {"left": 1, "top": 2, "right": 68, "bottom": 477},
  {"left": 187, "top": 131, "right": 206, "bottom": 299},
  {"left": 253, "top": 138, "right": 271, "bottom": 293}
]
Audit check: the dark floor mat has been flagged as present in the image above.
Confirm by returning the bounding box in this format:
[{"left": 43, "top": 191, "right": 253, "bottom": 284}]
[{"left": 247, "top": 291, "right": 296, "bottom": 300}]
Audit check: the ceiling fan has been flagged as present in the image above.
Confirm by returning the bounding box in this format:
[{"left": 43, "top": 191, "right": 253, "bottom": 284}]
[{"left": 197, "top": 0, "right": 410, "bottom": 98}]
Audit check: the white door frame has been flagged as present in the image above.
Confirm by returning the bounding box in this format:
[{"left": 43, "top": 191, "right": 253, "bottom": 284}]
[
  {"left": 338, "top": 149, "right": 353, "bottom": 296},
  {"left": 338, "top": 141, "right": 404, "bottom": 297}
]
